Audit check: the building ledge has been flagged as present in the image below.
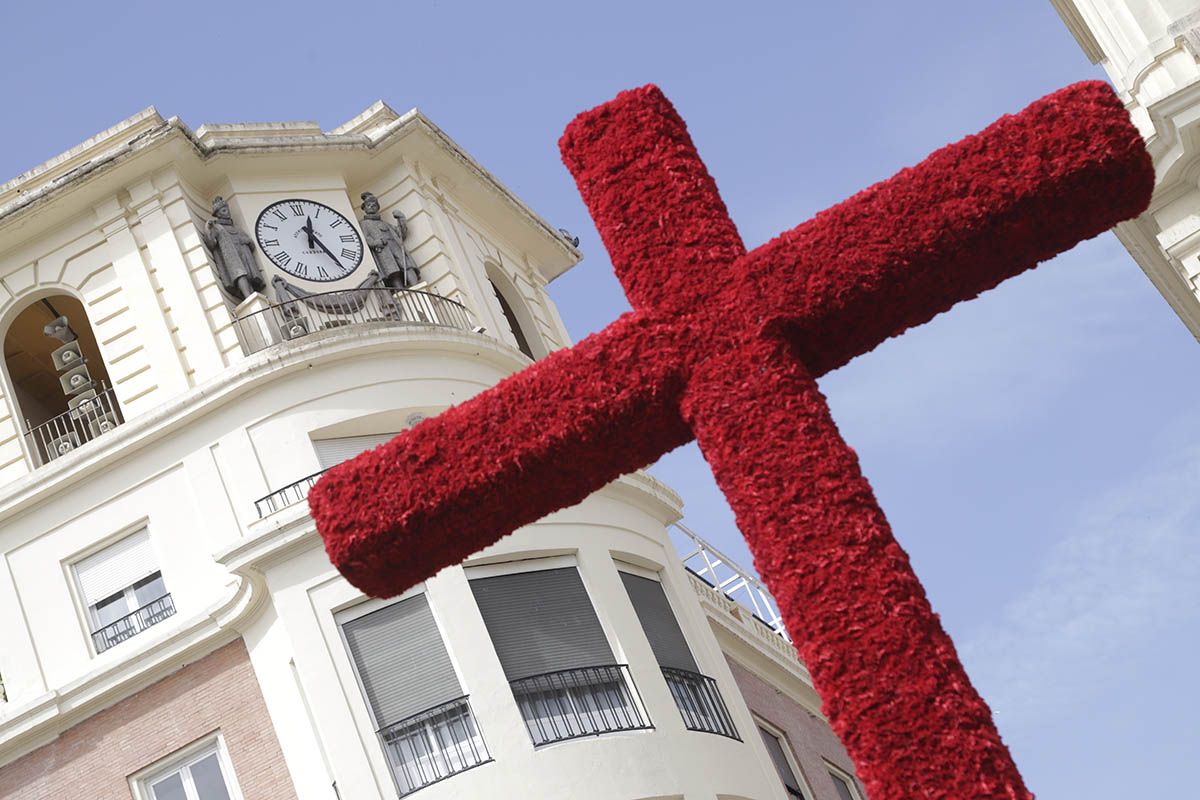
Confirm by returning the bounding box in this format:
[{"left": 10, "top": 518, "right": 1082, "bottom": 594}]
[{"left": 0, "top": 326, "right": 524, "bottom": 536}]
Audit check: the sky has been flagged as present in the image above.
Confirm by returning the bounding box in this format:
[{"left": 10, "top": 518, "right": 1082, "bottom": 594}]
[{"left": 2, "top": 1, "right": 1196, "bottom": 797}]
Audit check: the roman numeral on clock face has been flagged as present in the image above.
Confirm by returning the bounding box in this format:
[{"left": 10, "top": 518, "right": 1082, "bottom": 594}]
[
  {"left": 289, "top": 203, "right": 304, "bottom": 216},
  {"left": 342, "top": 248, "right": 357, "bottom": 260}
]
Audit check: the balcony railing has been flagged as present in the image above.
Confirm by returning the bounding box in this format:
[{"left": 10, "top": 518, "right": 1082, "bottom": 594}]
[
  {"left": 378, "top": 696, "right": 490, "bottom": 796},
  {"left": 509, "top": 664, "right": 651, "bottom": 746},
  {"left": 673, "top": 522, "right": 791, "bottom": 642},
  {"left": 662, "top": 667, "right": 740, "bottom": 740},
  {"left": 92, "top": 593, "right": 176, "bottom": 654},
  {"left": 255, "top": 468, "right": 330, "bottom": 517},
  {"left": 232, "top": 286, "right": 475, "bottom": 355},
  {"left": 24, "top": 383, "right": 124, "bottom": 467}
]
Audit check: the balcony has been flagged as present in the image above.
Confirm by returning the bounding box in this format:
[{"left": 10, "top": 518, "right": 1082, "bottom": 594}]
[
  {"left": 255, "top": 468, "right": 329, "bottom": 517},
  {"left": 662, "top": 667, "right": 740, "bottom": 739},
  {"left": 91, "top": 593, "right": 176, "bottom": 654},
  {"left": 377, "top": 696, "right": 490, "bottom": 796},
  {"left": 23, "top": 383, "right": 124, "bottom": 467},
  {"left": 509, "top": 664, "right": 651, "bottom": 746},
  {"left": 232, "top": 286, "right": 476, "bottom": 355},
  {"left": 673, "top": 522, "right": 790, "bottom": 642}
]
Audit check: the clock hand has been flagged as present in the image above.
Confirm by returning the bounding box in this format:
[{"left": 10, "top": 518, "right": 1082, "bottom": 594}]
[
  {"left": 303, "top": 216, "right": 316, "bottom": 249},
  {"left": 309, "top": 230, "right": 345, "bottom": 271}
]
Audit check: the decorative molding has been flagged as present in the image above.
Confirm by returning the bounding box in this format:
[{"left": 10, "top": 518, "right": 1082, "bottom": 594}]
[{"left": 0, "top": 326, "right": 526, "bottom": 531}]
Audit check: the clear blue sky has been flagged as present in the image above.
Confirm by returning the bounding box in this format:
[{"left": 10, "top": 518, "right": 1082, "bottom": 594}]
[{"left": 4, "top": 2, "right": 1196, "bottom": 797}]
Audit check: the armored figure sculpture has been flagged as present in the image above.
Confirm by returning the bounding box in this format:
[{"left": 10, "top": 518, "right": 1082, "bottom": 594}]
[
  {"left": 202, "top": 196, "right": 264, "bottom": 301},
  {"left": 360, "top": 192, "right": 420, "bottom": 289}
]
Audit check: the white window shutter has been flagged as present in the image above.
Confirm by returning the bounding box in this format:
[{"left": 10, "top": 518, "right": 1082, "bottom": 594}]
[
  {"left": 313, "top": 433, "right": 398, "bottom": 469},
  {"left": 74, "top": 529, "right": 156, "bottom": 606}
]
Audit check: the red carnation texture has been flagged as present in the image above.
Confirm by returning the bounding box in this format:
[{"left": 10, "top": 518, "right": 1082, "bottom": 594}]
[{"left": 310, "top": 79, "right": 1153, "bottom": 800}]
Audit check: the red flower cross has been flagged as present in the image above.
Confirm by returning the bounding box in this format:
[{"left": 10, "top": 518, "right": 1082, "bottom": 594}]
[{"left": 311, "top": 81, "right": 1152, "bottom": 799}]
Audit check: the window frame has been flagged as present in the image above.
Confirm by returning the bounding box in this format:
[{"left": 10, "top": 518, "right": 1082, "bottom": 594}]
[
  {"left": 64, "top": 522, "right": 172, "bottom": 656},
  {"left": 754, "top": 716, "right": 814, "bottom": 800},
  {"left": 333, "top": 583, "right": 468, "bottom": 731},
  {"left": 465, "top": 556, "right": 654, "bottom": 746},
  {"left": 824, "top": 760, "right": 865, "bottom": 800},
  {"left": 129, "top": 734, "right": 244, "bottom": 800},
  {"left": 334, "top": 584, "right": 492, "bottom": 796}
]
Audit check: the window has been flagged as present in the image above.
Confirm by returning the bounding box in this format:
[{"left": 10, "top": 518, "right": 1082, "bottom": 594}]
[
  {"left": 312, "top": 432, "right": 399, "bottom": 470},
  {"left": 73, "top": 529, "right": 174, "bottom": 653},
  {"left": 487, "top": 278, "right": 534, "bottom": 359},
  {"left": 138, "top": 739, "right": 240, "bottom": 800},
  {"left": 469, "top": 565, "right": 650, "bottom": 745},
  {"left": 758, "top": 725, "right": 809, "bottom": 799},
  {"left": 826, "top": 763, "right": 863, "bottom": 800},
  {"left": 619, "top": 569, "right": 739, "bottom": 739},
  {"left": 341, "top": 593, "right": 488, "bottom": 795}
]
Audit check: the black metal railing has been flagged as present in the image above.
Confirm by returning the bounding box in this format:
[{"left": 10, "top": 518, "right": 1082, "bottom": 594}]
[
  {"left": 662, "top": 667, "right": 740, "bottom": 740},
  {"left": 24, "top": 383, "right": 123, "bottom": 467},
  {"left": 509, "top": 664, "right": 651, "bottom": 746},
  {"left": 377, "top": 696, "right": 490, "bottom": 796},
  {"left": 233, "top": 287, "right": 475, "bottom": 355},
  {"left": 91, "top": 593, "right": 176, "bottom": 654},
  {"left": 255, "top": 468, "right": 331, "bottom": 517}
]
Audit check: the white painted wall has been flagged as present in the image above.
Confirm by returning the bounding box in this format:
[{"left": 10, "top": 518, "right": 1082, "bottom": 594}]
[{"left": 0, "top": 112, "right": 803, "bottom": 798}]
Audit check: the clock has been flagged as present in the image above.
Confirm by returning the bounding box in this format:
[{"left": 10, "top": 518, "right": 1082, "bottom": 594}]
[{"left": 254, "top": 199, "right": 364, "bottom": 282}]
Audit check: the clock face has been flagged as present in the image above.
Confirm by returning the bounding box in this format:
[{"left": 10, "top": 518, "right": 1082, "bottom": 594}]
[{"left": 254, "top": 199, "right": 364, "bottom": 282}]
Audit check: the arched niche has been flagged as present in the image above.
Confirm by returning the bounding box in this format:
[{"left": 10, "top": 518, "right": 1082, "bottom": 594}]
[
  {"left": 484, "top": 262, "right": 542, "bottom": 360},
  {"left": 2, "top": 292, "right": 119, "bottom": 465}
]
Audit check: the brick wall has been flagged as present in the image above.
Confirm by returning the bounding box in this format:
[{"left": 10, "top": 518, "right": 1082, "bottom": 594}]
[
  {"left": 0, "top": 638, "right": 296, "bottom": 800},
  {"left": 726, "top": 654, "right": 868, "bottom": 800}
]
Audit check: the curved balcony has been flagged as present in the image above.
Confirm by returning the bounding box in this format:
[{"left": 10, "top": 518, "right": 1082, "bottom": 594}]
[
  {"left": 377, "top": 696, "right": 490, "bottom": 796},
  {"left": 509, "top": 664, "right": 651, "bottom": 746},
  {"left": 232, "top": 287, "right": 476, "bottom": 356},
  {"left": 661, "top": 667, "right": 740, "bottom": 740}
]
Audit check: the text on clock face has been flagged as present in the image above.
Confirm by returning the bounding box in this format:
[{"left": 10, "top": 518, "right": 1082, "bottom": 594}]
[{"left": 254, "top": 199, "right": 364, "bottom": 282}]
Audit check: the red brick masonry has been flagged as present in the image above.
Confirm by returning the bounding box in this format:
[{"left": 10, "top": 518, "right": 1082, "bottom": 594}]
[
  {"left": 0, "top": 638, "right": 296, "bottom": 800},
  {"left": 727, "top": 654, "right": 866, "bottom": 800}
]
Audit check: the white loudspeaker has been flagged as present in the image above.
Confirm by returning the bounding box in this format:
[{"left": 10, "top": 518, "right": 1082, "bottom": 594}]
[
  {"left": 59, "top": 364, "right": 93, "bottom": 396},
  {"left": 45, "top": 431, "right": 81, "bottom": 460},
  {"left": 88, "top": 413, "right": 119, "bottom": 438},
  {"left": 51, "top": 341, "right": 84, "bottom": 371}
]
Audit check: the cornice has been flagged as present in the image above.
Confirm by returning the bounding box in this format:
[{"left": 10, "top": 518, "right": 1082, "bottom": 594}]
[{"left": 0, "top": 105, "right": 580, "bottom": 278}]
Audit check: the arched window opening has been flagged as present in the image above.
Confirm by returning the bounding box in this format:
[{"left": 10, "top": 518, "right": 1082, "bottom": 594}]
[
  {"left": 3, "top": 294, "right": 121, "bottom": 466},
  {"left": 488, "top": 278, "right": 535, "bottom": 360}
]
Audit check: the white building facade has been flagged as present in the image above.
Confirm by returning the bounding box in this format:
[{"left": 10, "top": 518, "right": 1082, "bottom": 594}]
[
  {"left": 0, "top": 103, "right": 864, "bottom": 800},
  {"left": 1052, "top": 0, "right": 1200, "bottom": 335}
]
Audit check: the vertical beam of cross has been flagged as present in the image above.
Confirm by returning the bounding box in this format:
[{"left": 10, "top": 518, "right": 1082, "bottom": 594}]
[{"left": 685, "top": 334, "right": 1030, "bottom": 799}]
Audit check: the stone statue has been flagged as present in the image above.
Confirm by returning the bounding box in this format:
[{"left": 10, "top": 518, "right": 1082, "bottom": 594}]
[
  {"left": 360, "top": 192, "right": 420, "bottom": 289},
  {"left": 43, "top": 315, "right": 77, "bottom": 343},
  {"left": 202, "top": 196, "right": 264, "bottom": 302}
]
